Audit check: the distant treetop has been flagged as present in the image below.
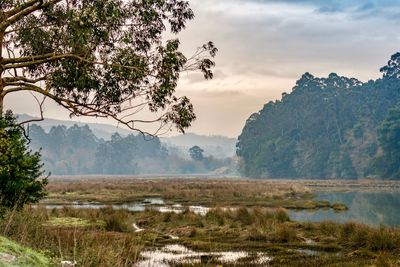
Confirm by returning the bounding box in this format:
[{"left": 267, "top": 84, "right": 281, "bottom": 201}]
[
  {"left": 294, "top": 72, "right": 362, "bottom": 92},
  {"left": 380, "top": 52, "right": 400, "bottom": 79}
]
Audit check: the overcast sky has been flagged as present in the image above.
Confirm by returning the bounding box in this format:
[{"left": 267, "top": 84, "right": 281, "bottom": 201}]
[{"left": 6, "top": 0, "right": 400, "bottom": 137}]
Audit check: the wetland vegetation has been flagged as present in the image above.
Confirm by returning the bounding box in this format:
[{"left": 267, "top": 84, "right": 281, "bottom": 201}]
[{"left": 2, "top": 178, "right": 400, "bottom": 266}]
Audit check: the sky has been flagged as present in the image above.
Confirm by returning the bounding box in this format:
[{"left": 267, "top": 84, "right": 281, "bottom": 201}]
[{"left": 5, "top": 0, "right": 400, "bottom": 138}]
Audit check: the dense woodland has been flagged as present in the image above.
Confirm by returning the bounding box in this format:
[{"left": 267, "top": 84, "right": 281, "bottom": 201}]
[
  {"left": 28, "top": 124, "right": 235, "bottom": 175},
  {"left": 237, "top": 53, "right": 400, "bottom": 179}
]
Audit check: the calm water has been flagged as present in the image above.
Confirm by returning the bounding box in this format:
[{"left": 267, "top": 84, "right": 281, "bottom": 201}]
[
  {"left": 135, "top": 244, "right": 272, "bottom": 267},
  {"left": 40, "top": 198, "right": 165, "bottom": 212},
  {"left": 39, "top": 198, "right": 210, "bottom": 215},
  {"left": 41, "top": 192, "right": 400, "bottom": 227},
  {"left": 290, "top": 191, "right": 400, "bottom": 227}
]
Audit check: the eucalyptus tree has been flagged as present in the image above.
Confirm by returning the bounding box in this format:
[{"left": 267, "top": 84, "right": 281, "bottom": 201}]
[{"left": 0, "top": 0, "right": 217, "bottom": 134}]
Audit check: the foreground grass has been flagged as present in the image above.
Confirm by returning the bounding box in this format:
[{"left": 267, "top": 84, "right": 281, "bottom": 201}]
[
  {"left": 1, "top": 206, "right": 400, "bottom": 266},
  {"left": 2, "top": 179, "right": 399, "bottom": 266},
  {"left": 0, "top": 207, "right": 143, "bottom": 267},
  {"left": 0, "top": 236, "right": 53, "bottom": 267}
]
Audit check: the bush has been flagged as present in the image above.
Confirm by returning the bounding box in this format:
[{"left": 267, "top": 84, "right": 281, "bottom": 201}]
[
  {"left": 367, "top": 228, "right": 398, "bottom": 251},
  {"left": 236, "top": 207, "right": 253, "bottom": 226},
  {"left": 274, "top": 208, "right": 290, "bottom": 223},
  {"left": 270, "top": 224, "right": 297, "bottom": 243},
  {"left": 319, "top": 221, "right": 340, "bottom": 237},
  {"left": 101, "top": 208, "right": 130, "bottom": 232},
  {"left": 0, "top": 111, "right": 48, "bottom": 213},
  {"left": 247, "top": 226, "right": 267, "bottom": 241},
  {"left": 205, "top": 209, "right": 225, "bottom": 226}
]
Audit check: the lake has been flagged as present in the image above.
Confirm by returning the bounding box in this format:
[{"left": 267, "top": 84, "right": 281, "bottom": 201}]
[{"left": 290, "top": 191, "right": 400, "bottom": 227}]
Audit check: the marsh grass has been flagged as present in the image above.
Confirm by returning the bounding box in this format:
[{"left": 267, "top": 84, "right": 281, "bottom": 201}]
[
  {"left": 0, "top": 207, "right": 144, "bottom": 266},
  {"left": 1, "top": 178, "right": 400, "bottom": 266},
  {"left": 45, "top": 178, "right": 320, "bottom": 208},
  {"left": 2, "top": 205, "right": 400, "bottom": 266}
]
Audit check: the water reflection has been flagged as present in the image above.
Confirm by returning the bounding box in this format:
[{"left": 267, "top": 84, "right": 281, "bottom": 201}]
[
  {"left": 290, "top": 191, "right": 400, "bottom": 227},
  {"left": 135, "top": 244, "right": 272, "bottom": 267},
  {"left": 37, "top": 198, "right": 210, "bottom": 215}
]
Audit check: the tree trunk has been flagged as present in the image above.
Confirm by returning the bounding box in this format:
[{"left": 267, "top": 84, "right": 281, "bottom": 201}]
[
  {"left": 0, "top": 93, "right": 3, "bottom": 116},
  {"left": 0, "top": 12, "right": 4, "bottom": 117}
]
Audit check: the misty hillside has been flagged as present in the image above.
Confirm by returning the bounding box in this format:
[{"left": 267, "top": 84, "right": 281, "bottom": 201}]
[
  {"left": 162, "top": 133, "right": 237, "bottom": 158},
  {"left": 18, "top": 114, "right": 236, "bottom": 159},
  {"left": 28, "top": 124, "right": 236, "bottom": 176},
  {"left": 18, "top": 114, "right": 132, "bottom": 140},
  {"left": 237, "top": 53, "right": 400, "bottom": 179}
]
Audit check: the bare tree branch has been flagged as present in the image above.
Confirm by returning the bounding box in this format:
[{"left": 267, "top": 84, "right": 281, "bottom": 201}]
[
  {"left": 4, "top": 76, "right": 47, "bottom": 83},
  {"left": 3, "top": 83, "right": 172, "bottom": 136},
  {"left": 17, "top": 92, "right": 46, "bottom": 126}
]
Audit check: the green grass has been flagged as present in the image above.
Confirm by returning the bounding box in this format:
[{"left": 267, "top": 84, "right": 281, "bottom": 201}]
[
  {"left": 0, "top": 236, "right": 53, "bottom": 267},
  {"left": 331, "top": 203, "right": 349, "bottom": 211},
  {"left": 44, "top": 217, "right": 106, "bottom": 228}
]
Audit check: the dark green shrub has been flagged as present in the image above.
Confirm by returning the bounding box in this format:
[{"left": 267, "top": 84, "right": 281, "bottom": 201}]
[{"left": 0, "top": 111, "right": 48, "bottom": 213}]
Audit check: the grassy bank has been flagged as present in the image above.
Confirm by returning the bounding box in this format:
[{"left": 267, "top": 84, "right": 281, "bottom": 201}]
[{"left": 0, "top": 236, "right": 53, "bottom": 266}]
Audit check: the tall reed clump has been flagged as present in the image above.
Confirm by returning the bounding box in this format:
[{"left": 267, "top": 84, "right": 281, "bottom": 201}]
[
  {"left": 366, "top": 228, "right": 400, "bottom": 251},
  {"left": 0, "top": 207, "right": 144, "bottom": 266},
  {"left": 269, "top": 224, "right": 297, "bottom": 243},
  {"left": 338, "top": 222, "right": 400, "bottom": 251}
]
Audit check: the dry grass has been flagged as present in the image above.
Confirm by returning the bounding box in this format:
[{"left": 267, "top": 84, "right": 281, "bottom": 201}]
[
  {"left": 2, "top": 204, "right": 400, "bottom": 266},
  {"left": 0, "top": 207, "right": 144, "bottom": 267},
  {"left": 44, "top": 178, "right": 325, "bottom": 209},
  {"left": 2, "top": 178, "right": 400, "bottom": 266}
]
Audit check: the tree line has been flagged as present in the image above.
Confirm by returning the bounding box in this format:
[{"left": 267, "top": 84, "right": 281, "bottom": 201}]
[{"left": 237, "top": 53, "right": 400, "bottom": 179}]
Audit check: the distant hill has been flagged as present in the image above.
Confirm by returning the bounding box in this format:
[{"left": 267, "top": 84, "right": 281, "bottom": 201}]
[
  {"left": 237, "top": 53, "right": 400, "bottom": 179},
  {"left": 17, "top": 114, "right": 132, "bottom": 140},
  {"left": 27, "top": 123, "right": 236, "bottom": 175},
  {"left": 17, "top": 114, "right": 237, "bottom": 159}
]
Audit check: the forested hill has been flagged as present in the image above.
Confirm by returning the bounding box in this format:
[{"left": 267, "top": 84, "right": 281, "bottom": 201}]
[
  {"left": 18, "top": 115, "right": 236, "bottom": 158},
  {"left": 237, "top": 53, "right": 400, "bottom": 179},
  {"left": 28, "top": 124, "right": 236, "bottom": 175}
]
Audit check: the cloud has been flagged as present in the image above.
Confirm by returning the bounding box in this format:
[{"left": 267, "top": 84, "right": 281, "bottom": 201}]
[
  {"left": 233, "top": 0, "right": 400, "bottom": 21},
  {"left": 185, "top": 0, "right": 400, "bottom": 79},
  {"left": 182, "top": 70, "right": 228, "bottom": 84},
  {"left": 176, "top": 88, "right": 274, "bottom": 137},
  {"left": 316, "top": 5, "right": 345, "bottom": 14},
  {"left": 356, "top": 2, "right": 375, "bottom": 12}
]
